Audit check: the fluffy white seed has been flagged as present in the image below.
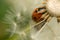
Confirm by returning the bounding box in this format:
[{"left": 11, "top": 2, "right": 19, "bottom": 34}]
[{"left": 46, "top": 0, "right": 60, "bottom": 17}]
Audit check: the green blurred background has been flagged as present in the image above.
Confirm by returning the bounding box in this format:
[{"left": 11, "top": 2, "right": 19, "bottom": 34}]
[{"left": 0, "top": 0, "right": 43, "bottom": 40}]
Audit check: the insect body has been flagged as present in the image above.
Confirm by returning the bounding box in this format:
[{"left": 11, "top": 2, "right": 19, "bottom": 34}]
[
  {"left": 32, "top": 6, "right": 47, "bottom": 23},
  {"left": 32, "top": 6, "right": 51, "bottom": 30}
]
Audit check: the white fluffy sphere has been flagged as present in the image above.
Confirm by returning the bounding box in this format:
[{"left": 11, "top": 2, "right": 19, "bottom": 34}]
[{"left": 46, "top": 0, "right": 60, "bottom": 17}]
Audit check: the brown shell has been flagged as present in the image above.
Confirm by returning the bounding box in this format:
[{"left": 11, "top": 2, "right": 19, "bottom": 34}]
[{"left": 32, "top": 8, "right": 44, "bottom": 22}]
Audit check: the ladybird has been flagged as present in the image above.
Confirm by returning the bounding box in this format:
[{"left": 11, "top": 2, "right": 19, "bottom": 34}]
[{"left": 32, "top": 6, "right": 47, "bottom": 22}]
